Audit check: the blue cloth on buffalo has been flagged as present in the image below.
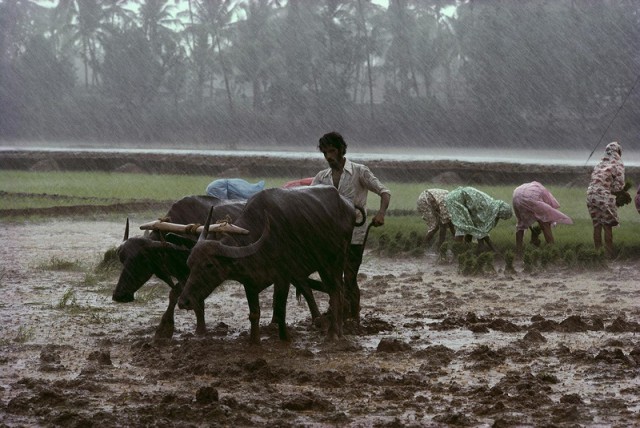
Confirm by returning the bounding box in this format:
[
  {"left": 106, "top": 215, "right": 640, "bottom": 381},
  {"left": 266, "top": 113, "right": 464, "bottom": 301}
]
[{"left": 205, "top": 178, "right": 265, "bottom": 200}]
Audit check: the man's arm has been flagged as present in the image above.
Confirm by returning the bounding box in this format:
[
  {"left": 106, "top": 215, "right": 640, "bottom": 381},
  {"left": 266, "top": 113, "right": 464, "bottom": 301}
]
[{"left": 372, "top": 192, "right": 390, "bottom": 226}]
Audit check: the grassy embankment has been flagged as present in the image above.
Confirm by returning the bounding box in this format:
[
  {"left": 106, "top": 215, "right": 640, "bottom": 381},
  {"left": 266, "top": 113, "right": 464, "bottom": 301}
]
[{"left": 2, "top": 170, "right": 640, "bottom": 258}]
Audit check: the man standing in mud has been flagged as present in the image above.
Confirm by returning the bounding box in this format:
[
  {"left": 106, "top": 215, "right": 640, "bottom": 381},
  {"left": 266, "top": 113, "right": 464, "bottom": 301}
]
[{"left": 312, "top": 131, "right": 391, "bottom": 323}]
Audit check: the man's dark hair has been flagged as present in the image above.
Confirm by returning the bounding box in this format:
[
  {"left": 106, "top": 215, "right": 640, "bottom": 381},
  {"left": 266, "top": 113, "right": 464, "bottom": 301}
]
[{"left": 318, "top": 131, "right": 347, "bottom": 155}]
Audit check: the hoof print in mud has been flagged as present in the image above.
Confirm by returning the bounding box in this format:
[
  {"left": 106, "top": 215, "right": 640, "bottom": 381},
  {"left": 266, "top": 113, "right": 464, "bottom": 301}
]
[
  {"left": 195, "top": 386, "right": 219, "bottom": 404},
  {"left": 87, "top": 350, "right": 112, "bottom": 366}
]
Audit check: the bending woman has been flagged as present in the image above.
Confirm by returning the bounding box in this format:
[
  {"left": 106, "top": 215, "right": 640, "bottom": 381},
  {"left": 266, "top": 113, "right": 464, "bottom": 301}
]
[
  {"left": 512, "top": 181, "right": 573, "bottom": 255},
  {"left": 417, "top": 188, "right": 455, "bottom": 250},
  {"left": 444, "top": 186, "right": 513, "bottom": 252}
]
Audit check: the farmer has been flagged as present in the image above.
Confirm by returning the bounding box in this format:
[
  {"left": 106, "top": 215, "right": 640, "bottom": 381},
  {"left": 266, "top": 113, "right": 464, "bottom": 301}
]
[
  {"left": 444, "top": 186, "right": 512, "bottom": 253},
  {"left": 312, "top": 131, "right": 390, "bottom": 321},
  {"left": 512, "top": 181, "right": 573, "bottom": 255},
  {"left": 416, "top": 188, "right": 455, "bottom": 250},
  {"left": 586, "top": 141, "right": 625, "bottom": 258}
]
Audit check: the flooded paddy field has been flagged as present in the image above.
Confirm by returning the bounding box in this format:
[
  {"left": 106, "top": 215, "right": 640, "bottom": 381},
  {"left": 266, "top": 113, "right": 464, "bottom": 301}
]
[{"left": 1, "top": 220, "right": 639, "bottom": 427}]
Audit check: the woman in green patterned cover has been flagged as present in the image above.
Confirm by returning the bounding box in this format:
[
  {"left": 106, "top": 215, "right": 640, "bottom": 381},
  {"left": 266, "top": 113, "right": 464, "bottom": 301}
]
[{"left": 444, "top": 186, "right": 513, "bottom": 252}]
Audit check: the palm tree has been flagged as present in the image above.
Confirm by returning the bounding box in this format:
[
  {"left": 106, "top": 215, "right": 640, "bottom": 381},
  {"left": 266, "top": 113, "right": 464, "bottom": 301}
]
[
  {"left": 54, "top": 0, "right": 112, "bottom": 88},
  {"left": 182, "top": 0, "right": 238, "bottom": 113},
  {"left": 385, "top": 0, "right": 420, "bottom": 99},
  {"left": 138, "top": 0, "right": 179, "bottom": 56},
  {"left": 356, "top": 0, "right": 385, "bottom": 120},
  {"left": 232, "top": 0, "right": 279, "bottom": 112}
]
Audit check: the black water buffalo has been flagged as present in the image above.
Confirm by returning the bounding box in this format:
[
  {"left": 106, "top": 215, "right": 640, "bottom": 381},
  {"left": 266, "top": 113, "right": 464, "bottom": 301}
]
[
  {"left": 112, "top": 195, "right": 325, "bottom": 339},
  {"left": 178, "top": 185, "right": 356, "bottom": 343},
  {"left": 112, "top": 196, "right": 246, "bottom": 338}
]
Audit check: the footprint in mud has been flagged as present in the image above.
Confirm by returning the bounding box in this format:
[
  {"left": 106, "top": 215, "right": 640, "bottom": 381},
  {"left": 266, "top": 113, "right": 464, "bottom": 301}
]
[
  {"left": 39, "top": 345, "right": 64, "bottom": 372},
  {"left": 282, "top": 391, "right": 334, "bottom": 412},
  {"left": 87, "top": 349, "right": 112, "bottom": 365},
  {"left": 195, "top": 385, "right": 219, "bottom": 404}
]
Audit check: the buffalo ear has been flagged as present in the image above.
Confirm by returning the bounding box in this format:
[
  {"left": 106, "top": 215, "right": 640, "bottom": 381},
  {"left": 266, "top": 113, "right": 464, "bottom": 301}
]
[{"left": 166, "top": 233, "right": 197, "bottom": 249}]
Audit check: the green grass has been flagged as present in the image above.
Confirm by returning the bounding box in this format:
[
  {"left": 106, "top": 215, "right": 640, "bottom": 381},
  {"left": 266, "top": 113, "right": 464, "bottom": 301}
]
[
  {"left": 0, "top": 326, "right": 31, "bottom": 345},
  {"left": 0, "top": 170, "right": 296, "bottom": 206},
  {"left": 0, "top": 170, "right": 196, "bottom": 200},
  {"left": 57, "top": 288, "right": 78, "bottom": 309},
  {"left": 2, "top": 170, "right": 640, "bottom": 256},
  {"left": 37, "top": 256, "right": 84, "bottom": 272}
]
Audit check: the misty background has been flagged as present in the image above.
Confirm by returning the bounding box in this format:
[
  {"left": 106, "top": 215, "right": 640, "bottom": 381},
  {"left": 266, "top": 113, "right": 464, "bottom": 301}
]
[{"left": 0, "top": 0, "right": 638, "bottom": 155}]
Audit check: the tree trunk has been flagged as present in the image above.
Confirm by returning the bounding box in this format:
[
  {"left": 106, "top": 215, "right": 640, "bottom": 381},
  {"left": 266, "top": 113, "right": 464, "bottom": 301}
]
[{"left": 216, "top": 35, "right": 234, "bottom": 114}]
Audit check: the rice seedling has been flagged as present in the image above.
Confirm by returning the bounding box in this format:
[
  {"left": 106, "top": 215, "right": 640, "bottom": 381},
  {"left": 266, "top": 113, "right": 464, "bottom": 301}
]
[
  {"left": 38, "top": 256, "right": 83, "bottom": 272},
  {"left": 16, "top": 326, "right": 35, "bottom": 343},
  {"left": 503, "top": 250, "right": 516, "bottom": 274},
  {"left": 57, "top": 288, "right": 78, "bottom": 309}
]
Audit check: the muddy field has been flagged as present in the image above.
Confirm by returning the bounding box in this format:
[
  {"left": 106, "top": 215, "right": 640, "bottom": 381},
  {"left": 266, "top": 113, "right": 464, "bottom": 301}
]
[{"left": 0, "top": 219, "right": 639, "bottom": 427}]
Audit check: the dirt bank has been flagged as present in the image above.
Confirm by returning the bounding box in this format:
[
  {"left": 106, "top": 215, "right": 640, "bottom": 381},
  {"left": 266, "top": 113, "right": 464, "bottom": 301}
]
[
  {"left": 1, "top": 219, "right": 639, "bottom": 427},
  {"left": 4, "top": 149, "right": 632, "bottom": 186}
]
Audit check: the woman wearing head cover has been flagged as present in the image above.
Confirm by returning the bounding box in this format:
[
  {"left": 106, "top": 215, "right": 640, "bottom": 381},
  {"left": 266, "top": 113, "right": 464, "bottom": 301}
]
[
  {"left": 416, "top": 188, "right": 455, "bottom": 250},
  {"left": 512, "top": 181, "right": 573, "bottom": 255},
  {"left": 444, "top": 186, "right": 513, "bottom": 252},
  {"left": 586, "top": 141, "right": 625, "bottom": 258}
]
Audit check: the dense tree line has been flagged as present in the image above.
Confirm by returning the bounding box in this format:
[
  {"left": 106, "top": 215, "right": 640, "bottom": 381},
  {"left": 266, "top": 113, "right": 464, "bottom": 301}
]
[{"left": 0, "top": 0, "right": 638, "bottom": 149}]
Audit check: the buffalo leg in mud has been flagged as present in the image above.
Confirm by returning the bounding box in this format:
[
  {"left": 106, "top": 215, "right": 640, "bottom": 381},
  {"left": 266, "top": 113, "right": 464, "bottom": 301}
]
[
  {"left": 272, "top": 281, "right": 291, "bottom": 341},
  {"left": 191, "top": 299, "right": 207, "bottom": 336},
  {"left": 270, "top": 280, "right": 321, "bottom": 324},
  {"left": 244, "top": 286, "right": 262, "bottom": 344},
  {"left": 156, "top": 284, "right": 179, "bottom": 338},
  {"left": 318, "top": 268, "right": 344, "bottom": 340},
  {"left": 156, "top": 282, "right": 207, "bottom": 338},
  {"left": 292, "top": 278, "right": 324, "bottom": 320},
  {"left": 300, "top": 277, "right": 329, "bottom": 293}
]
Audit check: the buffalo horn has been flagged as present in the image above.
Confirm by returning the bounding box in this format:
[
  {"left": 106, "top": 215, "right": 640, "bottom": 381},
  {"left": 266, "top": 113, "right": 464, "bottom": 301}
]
[
  {"left": 123, "top": 218, "right": 130, "bottom": 241},
  {"left": 138, "top": 220, "right": 249, "bottom": 235},
  {"left": 207, "top": 212, "right": 271, "bottom": 259},
  {"left": 199, "top": 206, "right": 214, "bottom": 241}
]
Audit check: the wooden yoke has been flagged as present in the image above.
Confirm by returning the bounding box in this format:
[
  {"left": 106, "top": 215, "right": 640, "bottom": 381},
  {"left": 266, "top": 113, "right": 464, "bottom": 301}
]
[{"left": 139, "top": 220, "right": 249, "bottom": 235}]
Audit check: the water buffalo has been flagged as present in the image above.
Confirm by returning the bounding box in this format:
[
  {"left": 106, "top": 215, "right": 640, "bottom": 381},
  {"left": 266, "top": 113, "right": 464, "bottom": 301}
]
[
  {"left": 112, "top": 196, "right": 246, "bottom": 338},
  {"left": 112, "top": 195, "right": 325, "bottom": 339},
  {"left": 178, "top": 185, "right": 356, "bottom": 343}
]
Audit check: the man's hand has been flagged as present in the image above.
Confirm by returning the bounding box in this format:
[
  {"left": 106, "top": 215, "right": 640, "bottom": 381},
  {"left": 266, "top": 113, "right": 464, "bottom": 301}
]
[{"left": 372, "top": 212, "right": 385, "bottom": 227}]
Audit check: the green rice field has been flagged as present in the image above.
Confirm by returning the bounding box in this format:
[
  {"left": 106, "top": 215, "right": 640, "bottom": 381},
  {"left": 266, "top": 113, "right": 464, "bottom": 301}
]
[{"left": 2, "top": 170, "right": 639, "bottom": 255}]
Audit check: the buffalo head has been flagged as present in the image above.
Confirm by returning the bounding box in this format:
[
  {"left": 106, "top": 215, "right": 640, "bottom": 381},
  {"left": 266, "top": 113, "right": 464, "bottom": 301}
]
[
  {"left": 112, "top": 237, "right": 158, "bottom": 302},
  {"left": 112, "top": 220, "right": 190, "bottom": 303},
  {"left": 178, "top": 207, "right": 270, "bottom": 311}
]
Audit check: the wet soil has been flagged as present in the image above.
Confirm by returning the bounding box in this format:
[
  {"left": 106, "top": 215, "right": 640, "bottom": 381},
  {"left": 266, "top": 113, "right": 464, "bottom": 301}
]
[{"left": 1, "top": 219, "right": 639, "bottom": 427}]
